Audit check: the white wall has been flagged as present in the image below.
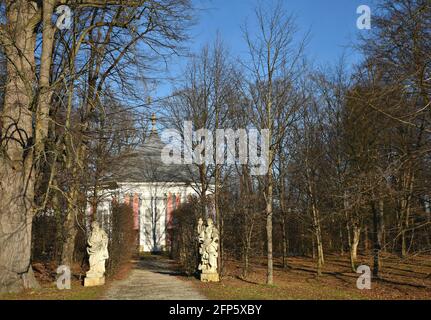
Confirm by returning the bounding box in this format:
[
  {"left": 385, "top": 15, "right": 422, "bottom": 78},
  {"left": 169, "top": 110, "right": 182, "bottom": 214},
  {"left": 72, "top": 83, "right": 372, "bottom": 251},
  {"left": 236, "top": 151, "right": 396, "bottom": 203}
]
[{"left": 88, "top": 182, "right": 208, "bottom": 253}]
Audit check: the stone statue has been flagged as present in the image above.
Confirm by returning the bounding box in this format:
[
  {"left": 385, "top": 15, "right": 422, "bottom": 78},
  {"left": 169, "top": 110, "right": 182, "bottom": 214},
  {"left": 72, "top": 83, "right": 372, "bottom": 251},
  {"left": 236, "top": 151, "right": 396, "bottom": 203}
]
[
  {"left": 197, "top": 218, "right": 220, "bottom": 282},
  {"left": 84, "top": 221, "right": 109, "bottom": 287}
]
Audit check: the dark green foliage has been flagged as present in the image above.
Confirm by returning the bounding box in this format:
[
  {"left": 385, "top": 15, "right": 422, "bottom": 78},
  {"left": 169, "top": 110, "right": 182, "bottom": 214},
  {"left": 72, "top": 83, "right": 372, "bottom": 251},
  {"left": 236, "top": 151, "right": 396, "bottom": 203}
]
[{"left": 106, "top": 203, "right": 137, "bottom": 277}]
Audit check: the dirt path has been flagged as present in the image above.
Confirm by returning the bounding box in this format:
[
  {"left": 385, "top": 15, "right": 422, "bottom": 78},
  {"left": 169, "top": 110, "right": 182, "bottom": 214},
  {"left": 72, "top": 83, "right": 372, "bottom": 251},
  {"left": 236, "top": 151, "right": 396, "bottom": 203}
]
[{"left": 102, "top": 256, "right": 206, "bottom": 300}]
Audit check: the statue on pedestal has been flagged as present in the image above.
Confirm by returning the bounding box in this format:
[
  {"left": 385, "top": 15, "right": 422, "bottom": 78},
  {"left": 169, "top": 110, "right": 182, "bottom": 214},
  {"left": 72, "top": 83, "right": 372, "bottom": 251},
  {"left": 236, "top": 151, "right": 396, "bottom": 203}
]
[
  {"left": 84, "top": 221, "right": 109, "bottom": 287},
  {"left": 197, "top": 218, "right": 220, "bottom": 282}
]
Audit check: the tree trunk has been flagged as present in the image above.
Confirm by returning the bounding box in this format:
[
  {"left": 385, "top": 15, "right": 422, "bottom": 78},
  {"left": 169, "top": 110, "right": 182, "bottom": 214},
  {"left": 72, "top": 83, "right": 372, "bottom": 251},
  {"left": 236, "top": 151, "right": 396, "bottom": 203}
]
[
  {"left": 281, "top": 216, "right": 288, "bottom": 269},
  {"left": 400, "top": 172, "right": 414, "bottom": 257},
  {"left": 0, "top": 1, "right": 42, "bottom": 293},
  {"left": 339, "top": 221, "right": 345, "bottom": 256},
  {"left": 61, "top": 200, "right": 79, "bottom": 267},
  {"left": 266, "top": 175, "right": 274, "bottom": 285},
  {"left": 426, "top": 196, "right": 431, "bottom": 248},
  {"left": 0, "top": 161, "right": 40, "bottom": 293},
  {"left": 215, "top": 165, "right": 223, "bottom": 276},
  {"left": 61, "top": 146, "right": 84, "bottom": 266},
  {"left": 350, "top": 225, "right": 361, "bottom": 272},
  {"left": 60, "top": 189, "right": 81, "bottom": 266},
  {"left": 401, "top": 221, "right": 408, "bottom": 257},
  {"left": 311, "top": 199, "right": 324, "bottom": 275},
  {"left": 311, "top": 233, "right": 316, "bottom": 259},
  {"left": 240, "top": 168, "right": 253, "bottom": 279},
  {"left": 242, "top": 244, "right": 249, "bottom": 279},
  {"left": 372, "top": 199, "right": 384, "bottom": 278},
  {"left": 364, "top": 225, "right": 369, "bottom": 254},
  {"left": 316, "top": 228, "right": 324, "bottom": 276}
]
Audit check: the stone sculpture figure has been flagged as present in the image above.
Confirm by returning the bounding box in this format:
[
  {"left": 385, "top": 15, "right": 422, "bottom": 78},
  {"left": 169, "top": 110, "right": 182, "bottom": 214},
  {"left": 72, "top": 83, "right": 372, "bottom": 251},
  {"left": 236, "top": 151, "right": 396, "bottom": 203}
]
[
  {"left": 197, "top": 218, "right": 220, "bottom": 282},
  {"left": 84, "top": 221, "right": 109, "bottom": 287}
]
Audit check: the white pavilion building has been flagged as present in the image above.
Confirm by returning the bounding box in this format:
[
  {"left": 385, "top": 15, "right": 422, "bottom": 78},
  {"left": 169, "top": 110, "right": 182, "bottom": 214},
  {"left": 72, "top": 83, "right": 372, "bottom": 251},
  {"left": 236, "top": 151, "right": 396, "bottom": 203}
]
[{"left": 89, "top": 119, "right": 213, "bottom": 253}]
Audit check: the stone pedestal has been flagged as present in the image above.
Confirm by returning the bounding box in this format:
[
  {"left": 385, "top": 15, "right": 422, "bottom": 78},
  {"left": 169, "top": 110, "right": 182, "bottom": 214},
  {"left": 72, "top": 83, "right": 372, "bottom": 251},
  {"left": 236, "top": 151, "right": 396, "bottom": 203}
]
[
  {"left": 200, "top": 273, "right": 219, "bottom": 282},
  {"left": 84, "top": 277, "right": 105, "bottom": 287}
]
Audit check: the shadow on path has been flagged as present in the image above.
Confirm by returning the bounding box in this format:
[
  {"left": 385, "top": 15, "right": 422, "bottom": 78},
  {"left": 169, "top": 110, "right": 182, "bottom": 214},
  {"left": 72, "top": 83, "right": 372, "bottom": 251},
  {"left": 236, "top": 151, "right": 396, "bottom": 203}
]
[{"left": 102, "top": 255, "right": 206, "bottom": 300}]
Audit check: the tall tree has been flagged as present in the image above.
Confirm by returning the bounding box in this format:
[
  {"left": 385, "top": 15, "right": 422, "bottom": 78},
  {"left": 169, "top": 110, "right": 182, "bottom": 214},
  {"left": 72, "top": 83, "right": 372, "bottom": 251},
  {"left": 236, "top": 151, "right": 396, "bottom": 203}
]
[
  {"left": 0, "top": 0, "right": 192, "bottom": 293},
  {"left": 242, "top": 1, "right": 306, "bottom": 284}
]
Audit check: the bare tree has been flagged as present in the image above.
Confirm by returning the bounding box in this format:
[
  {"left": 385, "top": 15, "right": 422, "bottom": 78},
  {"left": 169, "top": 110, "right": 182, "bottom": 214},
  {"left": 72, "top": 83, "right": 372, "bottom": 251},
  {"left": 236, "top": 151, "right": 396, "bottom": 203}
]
[
  {"left": 242, "top": 1, "right": 306, "bottom": 284},
  {"left": 0, "top": 0, "right": 192, "bottom": 293}
]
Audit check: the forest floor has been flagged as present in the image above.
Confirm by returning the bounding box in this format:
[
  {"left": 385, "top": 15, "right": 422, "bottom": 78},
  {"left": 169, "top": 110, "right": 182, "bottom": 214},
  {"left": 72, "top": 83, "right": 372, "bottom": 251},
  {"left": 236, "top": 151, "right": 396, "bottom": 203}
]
[
  {"left": 0, "top": 260, "right": 134, "bottom": 300},
  {"left": 191, "top": 254, "right": 431, "bottom": 300},
  {"left": 1, "top": 253, "right": 430, "bottom": 300},
  {"left": 0, "top": 255, "right": 205, "bottom": 300}
]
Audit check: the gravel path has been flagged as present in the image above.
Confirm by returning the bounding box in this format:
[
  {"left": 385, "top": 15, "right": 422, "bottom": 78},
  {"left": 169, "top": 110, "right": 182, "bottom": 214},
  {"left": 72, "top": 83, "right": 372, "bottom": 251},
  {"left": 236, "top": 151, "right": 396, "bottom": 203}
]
[{"left": 102, "top": 256, "right": 206, "bottom": 300}]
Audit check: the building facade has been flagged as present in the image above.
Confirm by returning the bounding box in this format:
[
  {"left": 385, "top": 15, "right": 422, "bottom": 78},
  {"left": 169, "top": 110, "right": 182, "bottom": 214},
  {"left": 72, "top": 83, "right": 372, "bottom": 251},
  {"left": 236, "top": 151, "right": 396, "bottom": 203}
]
[{"left": 89, "top": 125, "right": 213, "bottom": 253}]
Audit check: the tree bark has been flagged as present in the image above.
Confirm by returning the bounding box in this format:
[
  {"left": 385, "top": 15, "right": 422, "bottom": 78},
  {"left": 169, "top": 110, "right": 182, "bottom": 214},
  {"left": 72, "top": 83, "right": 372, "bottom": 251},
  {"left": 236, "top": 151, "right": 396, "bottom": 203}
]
[
  {"left": 0, "top": 0, "right": 40, "bottom": 293},
  {"left": 266, "top": 173, "right": 274, "bottom": 285},
  {"left": 372, "top": 199, "right": 384, "bottom": 278},
  {"left": 339, "top": 221, "right": 345, "bottom": 256},
  {"left": 308, "top": 179, "right": 324, "bottom": 276},
  {"left": 61, "top": 137, "right": 85, "bottom": 265},
  {"left": 215, "top": 174, "right": 223, "bottom": 277},
  {"left": 345, "top": 205, "right": 361, "bottom": 272},
  {"left": 350, "top": 225, "right": 361, "bottom": 272},
  {"left": 363, "top": 225, "right": 369, "bottom": 254},
  {"left": 311, "top": 204, "right": 324, "bottom": 276},
  {"left": 281, "top": 216, "right": 288, "bottom": 269},
  {"left": 61, "top": 186, "right": 79, "bottom": 266},
  {"left": 400, "top": 171, "right": 414, "bottom": 257},
  {"left": 279, "top": 174, "right": 289, "bottom": 269}
]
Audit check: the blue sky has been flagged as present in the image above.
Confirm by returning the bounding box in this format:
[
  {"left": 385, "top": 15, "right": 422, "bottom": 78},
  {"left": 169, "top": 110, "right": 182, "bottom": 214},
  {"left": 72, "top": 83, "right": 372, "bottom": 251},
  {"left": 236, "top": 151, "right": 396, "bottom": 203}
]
[{"left": 156, "top": 0, "right": 372, "bottom": 98}]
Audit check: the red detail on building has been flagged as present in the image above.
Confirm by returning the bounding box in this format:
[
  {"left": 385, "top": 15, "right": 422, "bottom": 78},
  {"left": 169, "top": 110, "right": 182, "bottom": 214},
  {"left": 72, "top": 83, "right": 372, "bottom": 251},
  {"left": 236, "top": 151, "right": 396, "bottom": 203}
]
[
  {"left": 166, "top": 193, "right": 174, "bottom": 248},
  {"left": 133, "top": 194, "right": 140, "bottom": 230},
  {"left": 167, "top": 193, "right": 174, "bottom": 229},
  {"left": 176, "top": 193, "right": 181, "bottom": 209}
]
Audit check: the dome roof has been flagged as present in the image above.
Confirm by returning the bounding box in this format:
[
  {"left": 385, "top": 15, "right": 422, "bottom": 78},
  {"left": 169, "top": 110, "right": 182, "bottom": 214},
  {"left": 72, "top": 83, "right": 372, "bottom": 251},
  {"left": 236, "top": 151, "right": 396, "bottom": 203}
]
[{"left": 108, "top": 131, "right": 198, "bottom": 184}]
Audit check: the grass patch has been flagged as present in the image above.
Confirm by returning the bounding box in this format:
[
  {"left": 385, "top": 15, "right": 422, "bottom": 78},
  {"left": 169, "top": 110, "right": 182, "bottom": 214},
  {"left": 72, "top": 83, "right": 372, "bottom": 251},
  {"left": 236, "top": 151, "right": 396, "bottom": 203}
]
[{"left": 0, "top": 280, "right": 106, "bottom": 300}]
